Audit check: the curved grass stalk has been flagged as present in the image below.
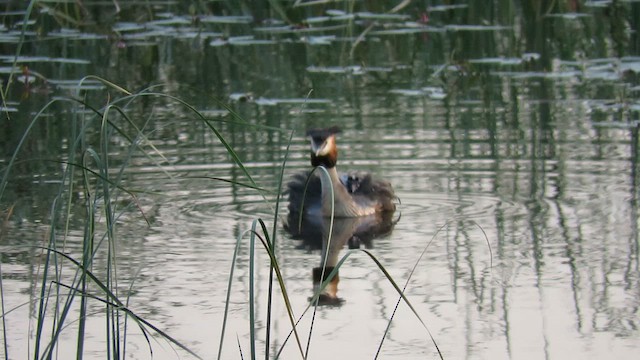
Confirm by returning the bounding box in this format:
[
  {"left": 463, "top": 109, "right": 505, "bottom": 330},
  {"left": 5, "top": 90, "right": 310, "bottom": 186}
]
[
  {"left": 147, "top": 94, "right": 264, "bottom": 195},
  {"left": 76, "top": 150, "right": 98, "bottom": 359},
  {"left": 93, "top": 103, "right": 174, "bottom": 180},
  {"left": 471, "top": 220, "right": 493, "bottom": 273},
  {"left": 37, "top": 247, "right": 203, "bottom": 359},
  {"left": 1, "top": 87, "right": 284, "bottom": 206},
  {"left": 99, "top": 103, "right": 122, "bottom": 360},
  {"left": 103, "top": 91, "right": 286, "bottom": 211},
  {"left": 360, "top": 248, "right": 444, "bottom": 359},
  {"left": 1, "top": 82, "right": 146, "bottom": 206},
  {"left": 249, "top": 221, "right": 306, "bottom": 359},
  {"left": 374, "top": 222, "right": 450, "bottom": 359},
  {"left": 77, "top": 75, "right": 132, "bottom": 96},
  {"left": 0, "top": 91, "right": 181, "bottom": 222}
]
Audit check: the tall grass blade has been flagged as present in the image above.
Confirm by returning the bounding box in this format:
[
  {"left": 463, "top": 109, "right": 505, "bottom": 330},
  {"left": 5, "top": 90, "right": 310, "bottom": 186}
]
[
  {"left": 158, "top": 94, "right": 264, "bottom": 194},
  {"left": 247, "top": 225, "right": 305, "bottom": 359},
  {"left": 121, "top": 268, "right": 144, "bottom": 360},
  {"left": 22, "top": 89, "right": 193, "bottom": 359},
  {"left": 265, "top": 129, "right": 295, "bottom": 360},
  {"left": 304, "top": 166, "right": 335, "bottom": 357},
  {"left": 249, "top": 220, "right": 257, "bottom": 360},
  {"left": 76, "top": 149, "right": 100, "bottom": 360},
  {"left": 0, "top": 260, "right": 7, "bottom": 360},
  {"left": 0, "top": 206, "right": 12, "bottom": 360},
  {"left": 34, "top": 198, "right": 63, "bottom": 359},
  {"left": 217, "top": 227, "right": 244, "bottom": 360}
]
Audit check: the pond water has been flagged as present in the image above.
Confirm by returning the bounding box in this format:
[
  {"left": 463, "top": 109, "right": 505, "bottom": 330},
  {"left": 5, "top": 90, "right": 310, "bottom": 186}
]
[{"left": 1, "top": 1, "right": 640, "bottom": 359}]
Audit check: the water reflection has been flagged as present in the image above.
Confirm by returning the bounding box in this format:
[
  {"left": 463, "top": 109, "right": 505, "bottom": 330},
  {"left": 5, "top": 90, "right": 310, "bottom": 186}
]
[{"left": 284, "top": 210, "right": 397, "bottom": 306}]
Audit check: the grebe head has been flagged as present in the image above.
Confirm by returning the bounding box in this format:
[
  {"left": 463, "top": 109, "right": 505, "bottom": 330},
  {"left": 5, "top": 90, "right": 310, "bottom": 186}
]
[{"left": 307, "top": 126, "right": 340, "bottom": 168}]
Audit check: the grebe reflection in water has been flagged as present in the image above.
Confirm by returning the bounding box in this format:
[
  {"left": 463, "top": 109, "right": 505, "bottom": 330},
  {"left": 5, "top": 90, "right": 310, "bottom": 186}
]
[{"left": 285, "top": 212, "right": 397, "bottom": 305}]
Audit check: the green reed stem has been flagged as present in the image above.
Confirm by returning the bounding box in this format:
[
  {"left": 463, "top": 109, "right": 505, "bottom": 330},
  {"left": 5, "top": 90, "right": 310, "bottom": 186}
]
[
  {"left": 264, "top": 128, "right": 295, "bottom": 360},
  {"left": 217, "top": 228, "right": 244, "bottom": 360},
  {"left": 249, "top": 220, "right": 257, "bottom": 360},
  {"left": 0, "top": 260, "right": 7, "bottom": 360},
  {"left": 304, "top": 166, "right": 335, "bottom": 358},
  {"left": 252, "top": 223, "right": 306, "bottom": 359}
]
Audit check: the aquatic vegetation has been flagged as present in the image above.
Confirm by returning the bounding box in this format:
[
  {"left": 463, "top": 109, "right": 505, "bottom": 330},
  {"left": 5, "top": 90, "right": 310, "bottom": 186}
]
[{"left": 0, "top": 80, "right": 445, "bottom": 359}]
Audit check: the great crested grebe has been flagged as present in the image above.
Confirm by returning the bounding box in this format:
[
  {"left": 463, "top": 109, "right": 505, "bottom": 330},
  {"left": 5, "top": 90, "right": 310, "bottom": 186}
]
[{"left": 287, "top": 127, "right": 396, "bottom": 218}]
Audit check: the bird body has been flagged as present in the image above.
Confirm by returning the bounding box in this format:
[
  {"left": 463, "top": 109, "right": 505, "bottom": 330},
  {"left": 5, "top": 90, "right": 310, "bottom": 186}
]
[{"left": 287, "top": 127, "right": 396, "bottom": 218}]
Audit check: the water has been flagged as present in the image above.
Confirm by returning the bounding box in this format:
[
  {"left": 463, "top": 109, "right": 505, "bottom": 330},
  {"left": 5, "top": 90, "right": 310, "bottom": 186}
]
[{"left": 1, "top": 1, "right": 640, "bottom": 359}]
